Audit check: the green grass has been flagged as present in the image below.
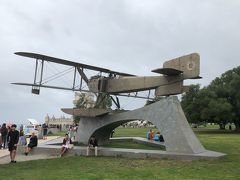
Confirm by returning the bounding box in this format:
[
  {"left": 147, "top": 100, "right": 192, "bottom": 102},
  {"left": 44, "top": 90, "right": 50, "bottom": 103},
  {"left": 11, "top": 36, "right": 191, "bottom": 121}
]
[
  {"left": 114, "top": 127, "right": 158, "bottom": 138},
  {"left": 48, "top": 131, "right": 67, "bottom": 137},
  {"left": 103, "top": 141, "right": 165, "bottom": 150},
  {"left": 1, "top": 128, "right": 239, "bottom": 179}
]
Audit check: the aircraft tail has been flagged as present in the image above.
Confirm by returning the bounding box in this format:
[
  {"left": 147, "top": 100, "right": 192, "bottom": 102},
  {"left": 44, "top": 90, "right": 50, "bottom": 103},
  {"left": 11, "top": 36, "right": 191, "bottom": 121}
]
[
  {"left": 163, "top": 53, "right": 201, "bottom": 79},
  {"left": 152, "top": 53, "right": 201, "bottom": 79}
]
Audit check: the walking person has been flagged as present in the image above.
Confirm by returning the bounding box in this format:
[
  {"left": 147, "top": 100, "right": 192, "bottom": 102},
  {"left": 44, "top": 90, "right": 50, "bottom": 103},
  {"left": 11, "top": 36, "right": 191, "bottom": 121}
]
[
  {"left": 0, "top": 131, "right": 2, "bottom": 149},
  {"left": 68, "top": 126, "right": 74, "bottom": 141},
  {"left": 42, "top": 123, "right": 48, "bottom": 140},
  {"left": 7, "top": 124, "right": 19, "bottom": 163},
  {"left": 1, "top": 123, "right": 8, "bottom": 149},
  {"left": 73, "top": 125, "right": 78, "bottom": 140}
]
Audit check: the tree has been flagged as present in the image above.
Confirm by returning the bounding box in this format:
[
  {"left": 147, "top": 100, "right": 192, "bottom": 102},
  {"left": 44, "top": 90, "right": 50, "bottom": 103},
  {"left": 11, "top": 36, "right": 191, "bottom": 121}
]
[
  {"left": 94, "top": 93, "right": 112, "bottom": 109},
  {"left": 181, "top": 84, "right": 202, "bottom": 125},
  {"left": 181, "top": 85, "right": 233, "bottom": 129},
  {"left": 206, "top": 98, "right": 233, "bottom": 129},
  {"left": 73, "top": 93, "right": 87, "bottom": 124},
  {"left": 209, "top": 66, "right": 240, "bottom": 131},
  {"left": 181, "top": 66, "right": 240, "bottom": 131},
  {"left": 73, "top": 92, "right": 112, "bottom": 124}
]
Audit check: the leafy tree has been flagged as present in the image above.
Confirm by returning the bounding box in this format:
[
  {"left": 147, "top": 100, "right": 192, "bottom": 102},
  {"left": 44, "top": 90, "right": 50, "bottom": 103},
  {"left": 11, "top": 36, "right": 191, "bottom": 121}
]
[
  {"left": 73, "top": 93, "right": 112, "bottom": 124},
  {"left": 181, "top": 85, "right": 233, "bottom": 129},
  {"left": 206, "top": 98, "right": 233, "bottom": 129},
  {"left": 94, "top": 93, "right": 112, "bottom": 109},
  {"left": 181, "top": 84, "right": 202, "bottom": 125},
  {"left": 209, "top": 66, "right": 240, "bottom": 131},
  {"left": 73, "top": 93, "right": 87, "bottom": 124},
  {"left": 181, "top": 66, "right": 240, "bottom": 131}
]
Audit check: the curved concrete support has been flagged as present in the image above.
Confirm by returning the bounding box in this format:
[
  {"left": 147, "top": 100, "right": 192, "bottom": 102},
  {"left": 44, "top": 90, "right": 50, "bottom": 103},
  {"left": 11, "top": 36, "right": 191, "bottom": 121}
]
[{"left": 76, "top": 96, "right": 206, "bottom": 154}]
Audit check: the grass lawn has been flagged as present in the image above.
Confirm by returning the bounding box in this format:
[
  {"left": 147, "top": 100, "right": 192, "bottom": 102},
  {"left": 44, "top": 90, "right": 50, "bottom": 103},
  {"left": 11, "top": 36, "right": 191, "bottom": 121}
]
[
  {"left": 103, "top": 140, "right": 165, "bottom": 150},
  {"left": 48, "top": 131, "right": 67, "bottom": 137},
  {"left": 114, "top": 127, "right": 159, "bottom": 138},
  {"left": 0, "top": 128, "right": 239, "bottom": 179}
]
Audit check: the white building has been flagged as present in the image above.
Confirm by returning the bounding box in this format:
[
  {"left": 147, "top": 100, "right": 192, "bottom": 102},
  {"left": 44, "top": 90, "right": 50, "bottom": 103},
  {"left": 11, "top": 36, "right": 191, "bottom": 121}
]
[{"left": 45, "top": 114, "right": 73, "bottom": 127}]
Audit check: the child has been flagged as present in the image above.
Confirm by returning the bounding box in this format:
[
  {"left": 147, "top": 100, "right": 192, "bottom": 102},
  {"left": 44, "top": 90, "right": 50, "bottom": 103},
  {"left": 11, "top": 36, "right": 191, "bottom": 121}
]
[{"left": 18, "top": 130, "right": 27, "bottom": 146}]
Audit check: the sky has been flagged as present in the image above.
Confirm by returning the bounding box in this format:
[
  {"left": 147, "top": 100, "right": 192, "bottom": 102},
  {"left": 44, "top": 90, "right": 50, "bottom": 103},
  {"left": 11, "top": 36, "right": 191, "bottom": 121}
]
[{"left": 0, "top": 0, "right": 240, "bottom": 124}]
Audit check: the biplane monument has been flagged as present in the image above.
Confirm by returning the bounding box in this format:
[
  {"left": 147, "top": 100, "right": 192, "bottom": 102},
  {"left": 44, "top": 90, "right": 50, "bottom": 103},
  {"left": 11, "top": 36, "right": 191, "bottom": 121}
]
[{"left": 12, "top": 52, "right": 225, "bottom": 159}]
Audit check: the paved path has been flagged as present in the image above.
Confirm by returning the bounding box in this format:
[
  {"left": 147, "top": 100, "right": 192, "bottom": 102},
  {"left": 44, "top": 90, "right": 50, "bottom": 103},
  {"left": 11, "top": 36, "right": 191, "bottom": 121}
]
[{"left": 0, "top": 136, "right": 60, "bottom": 164}]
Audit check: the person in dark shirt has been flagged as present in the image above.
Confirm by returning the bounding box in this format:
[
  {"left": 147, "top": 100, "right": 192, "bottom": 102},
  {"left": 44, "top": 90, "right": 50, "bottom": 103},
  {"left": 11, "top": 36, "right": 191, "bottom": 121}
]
[
  {"left": 86, "top": 136, "right": 98, "bottom": 156},
  {"left": 1, "top": 123, "right": 8, "bottom": 149},
  {"left": 0, "top": 129, "right": 2, "bottom": 149},
  {"left": 42, "top": 123, "right": 48, "bottom": 140},
  {"left": 25, "top": 132, "right": 38, "bottom": 155},
  {"left": 7, "top": 124, "right": 19, "bottom": 163}
]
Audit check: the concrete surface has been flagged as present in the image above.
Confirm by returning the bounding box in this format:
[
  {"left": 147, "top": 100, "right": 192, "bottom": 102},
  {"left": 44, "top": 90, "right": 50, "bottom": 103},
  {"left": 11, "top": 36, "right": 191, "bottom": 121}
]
[
  {"left": 76, "top": 96, "right": 206, "bottom": 154},
  {"left": 0, "top": 135, "right": 226, "bottom": 164},
  {"left": 0, "top": 136, "right": 60, "bottom": 164}
]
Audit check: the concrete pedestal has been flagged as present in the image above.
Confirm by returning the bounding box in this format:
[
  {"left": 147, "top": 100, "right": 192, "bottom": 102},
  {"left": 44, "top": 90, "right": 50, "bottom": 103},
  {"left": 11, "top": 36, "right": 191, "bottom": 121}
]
[{"left": 76, "top": 96, "right": 207, "bottom": 154}]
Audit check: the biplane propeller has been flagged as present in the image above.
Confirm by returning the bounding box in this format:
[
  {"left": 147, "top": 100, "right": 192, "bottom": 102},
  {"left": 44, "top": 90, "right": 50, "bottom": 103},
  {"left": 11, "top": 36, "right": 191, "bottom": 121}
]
[{"left": 12, "top": 52, "right": 201, "bottom": 117}]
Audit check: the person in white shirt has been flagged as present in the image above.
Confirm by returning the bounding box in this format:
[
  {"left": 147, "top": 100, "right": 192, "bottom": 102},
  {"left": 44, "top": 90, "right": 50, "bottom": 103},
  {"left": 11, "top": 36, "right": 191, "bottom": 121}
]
[{"left": 60, "top": 134, "right": 73, "bottom": 157}]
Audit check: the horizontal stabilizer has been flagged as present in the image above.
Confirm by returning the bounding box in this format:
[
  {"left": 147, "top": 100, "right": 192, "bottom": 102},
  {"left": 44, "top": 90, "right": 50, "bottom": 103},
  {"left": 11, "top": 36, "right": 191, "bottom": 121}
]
[
  {"left": 189, "top": 76, "right": 202, "bottom": 79},
  {"left": 151, "top": 68, "right": 183, "bottom": 76},
  {"left": 61, "top": 108, "right": 109, "bottom": 117}
]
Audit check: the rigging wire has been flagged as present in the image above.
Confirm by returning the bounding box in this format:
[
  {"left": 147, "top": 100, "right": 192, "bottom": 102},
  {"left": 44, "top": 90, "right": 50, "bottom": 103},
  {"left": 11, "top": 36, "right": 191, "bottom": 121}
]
[
  {"left": 42, "top": 67, "right": 74, "bottom": 84},
  {"left": 47, "top": 62, "right": 74, "bottom": 85},
  {"left": 41, "top": 66, "right": 73, "bottom": 83},
  {"left": 39, "top": 62, "right": 74, "bottom": 86}
]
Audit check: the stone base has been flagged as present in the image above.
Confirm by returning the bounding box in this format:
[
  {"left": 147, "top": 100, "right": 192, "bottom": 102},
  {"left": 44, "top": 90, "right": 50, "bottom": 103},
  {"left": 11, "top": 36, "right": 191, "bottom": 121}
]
[
  {"left": 76, "top": 96, "right": 207, "bottom": 154},
  {"left": 16, "top": 137, "right": 225, "bottom": 161},
  {"left": 16, "top": 145, "right": 225, "bottom": 161}
]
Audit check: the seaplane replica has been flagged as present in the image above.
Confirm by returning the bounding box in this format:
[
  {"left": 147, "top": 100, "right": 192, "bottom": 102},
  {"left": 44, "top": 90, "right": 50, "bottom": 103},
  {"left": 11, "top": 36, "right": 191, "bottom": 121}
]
[
  {"left": 12, "top": 52, "right": 201, "bottom": 117},
  {"left": 12, "top": 52, "right": 227, "bottom": 160}
]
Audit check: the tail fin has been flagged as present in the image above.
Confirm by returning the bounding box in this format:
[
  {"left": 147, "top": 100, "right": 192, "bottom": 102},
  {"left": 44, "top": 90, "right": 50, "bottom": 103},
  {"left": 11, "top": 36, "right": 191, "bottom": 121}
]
[{"left": 163, "top": 53, "right": 201, "bottom": 79}]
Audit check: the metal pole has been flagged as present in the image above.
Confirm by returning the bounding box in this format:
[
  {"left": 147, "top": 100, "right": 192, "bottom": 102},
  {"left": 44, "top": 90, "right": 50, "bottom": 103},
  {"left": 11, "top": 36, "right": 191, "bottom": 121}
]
[
  {"left": 39, "top": 60, "right": 44, "bottom": 85},
  {"left": 147, "top": 90, "right": 151, "bottom": 99},
  {"left": 79, "top": 68, "right": 83, "bottom": 90},
  {"left": 73, "top": 67, "right": 77, "bottom": 90},
  {"left": 34, "top": 59, "right": 38, "bottom": 84}
]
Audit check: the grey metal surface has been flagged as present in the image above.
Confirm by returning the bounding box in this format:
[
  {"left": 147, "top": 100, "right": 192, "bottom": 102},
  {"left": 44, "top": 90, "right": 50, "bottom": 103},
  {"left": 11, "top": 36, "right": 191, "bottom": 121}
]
[{"left": 76, "top": 96, "right": 206, "bottom": 154}]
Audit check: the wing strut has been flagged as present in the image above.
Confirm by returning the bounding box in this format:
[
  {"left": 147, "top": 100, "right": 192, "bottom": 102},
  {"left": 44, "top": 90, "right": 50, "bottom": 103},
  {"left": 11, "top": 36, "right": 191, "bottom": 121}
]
[
  {"left": 32, "top": 59, "right": 44, "bottom": 94},
  {"left": 111, "top": 96, "right": 120, "bottom": 109},
  {"left": 77, "top": 67, "right": 89, "bottom": 84},
  {"left": 72, "top": 67, "right": 77, "bottom": 90}
]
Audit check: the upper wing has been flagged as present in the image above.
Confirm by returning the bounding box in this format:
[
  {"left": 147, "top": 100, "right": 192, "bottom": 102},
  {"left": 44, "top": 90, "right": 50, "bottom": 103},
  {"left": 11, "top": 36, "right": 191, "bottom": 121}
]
[{"left": 15, "top": 52, "right": 135, "bottom": 77}]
